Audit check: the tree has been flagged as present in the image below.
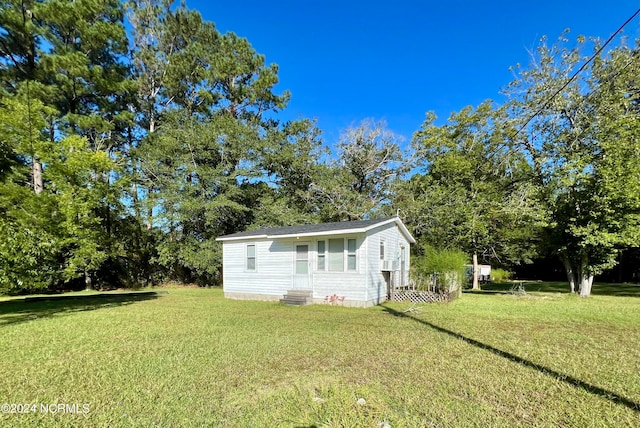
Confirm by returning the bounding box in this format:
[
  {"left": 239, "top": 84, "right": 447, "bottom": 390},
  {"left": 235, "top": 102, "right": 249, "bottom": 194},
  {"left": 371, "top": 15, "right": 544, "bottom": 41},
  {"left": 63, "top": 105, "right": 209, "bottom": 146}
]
[
  {"left": 0, "top": 95, "right": 114, "bottom": 293},
  {"left": 504, "top": 33, "right": 640, "bottom": 296},
  {"left": 127, "top": 0, "right": 206, "bottom": 230},
  {"left": 130, "top": 1, "right": 291, "bottom": 282},
  {"left": 0, "top": 0, "right": 39, "bottom": 86},
  {"left": 399, "top": 103, "right": 543, "bottom": 289},
  {"left": 42, "top": 0, "right": 133, "bottom": 288},
  {"left": 257, "top": 118, "right": 328, "bottom": 226},
  {"left": 0, "top": 0, "right": 132, "bottom": 291},
  {"left": 0, "top": 96, "right": 60, "bottom": 293},
  {"left": 2, "top": 0, "right": 322, "bottom": 291},
  {"left": 310, "top": 119, "right": 409, "bottom": 221},
  {"left": 0, "top": 0, "right": 43, "bottom": 193}
]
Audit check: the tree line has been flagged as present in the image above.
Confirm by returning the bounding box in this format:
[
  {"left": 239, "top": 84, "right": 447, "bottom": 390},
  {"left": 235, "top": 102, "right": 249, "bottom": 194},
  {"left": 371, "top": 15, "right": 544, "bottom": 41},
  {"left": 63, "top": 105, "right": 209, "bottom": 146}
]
[{"left": 1, "top": 1, "right": 638, "bottom": 297}]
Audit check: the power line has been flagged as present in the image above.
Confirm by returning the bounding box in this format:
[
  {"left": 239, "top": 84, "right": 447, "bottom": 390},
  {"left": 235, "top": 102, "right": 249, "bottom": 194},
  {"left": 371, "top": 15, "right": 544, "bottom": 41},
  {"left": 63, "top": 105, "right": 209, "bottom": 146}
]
[{"left": 511, "top": 7, "right": 640, "bottom": 140}]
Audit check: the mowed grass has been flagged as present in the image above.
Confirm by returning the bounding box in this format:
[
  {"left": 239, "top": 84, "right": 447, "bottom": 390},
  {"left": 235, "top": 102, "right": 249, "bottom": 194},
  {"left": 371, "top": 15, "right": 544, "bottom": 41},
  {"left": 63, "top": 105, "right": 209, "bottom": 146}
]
[{"left": 0, "top": 285, "right": 638, "bottom": 427}]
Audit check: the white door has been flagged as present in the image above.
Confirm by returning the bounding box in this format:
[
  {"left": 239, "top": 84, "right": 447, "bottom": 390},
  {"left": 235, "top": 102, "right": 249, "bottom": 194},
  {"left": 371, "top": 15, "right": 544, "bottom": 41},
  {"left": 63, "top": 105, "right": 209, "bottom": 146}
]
[{"left": 293, "top": 242, "right": 311, "bottom": 289}]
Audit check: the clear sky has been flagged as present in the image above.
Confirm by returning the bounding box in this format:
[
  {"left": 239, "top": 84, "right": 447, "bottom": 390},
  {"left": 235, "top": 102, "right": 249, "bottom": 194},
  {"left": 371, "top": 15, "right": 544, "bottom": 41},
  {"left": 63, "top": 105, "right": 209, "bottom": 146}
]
[{"left": 188, "top": 1, "right": 640, "bottom": 146}]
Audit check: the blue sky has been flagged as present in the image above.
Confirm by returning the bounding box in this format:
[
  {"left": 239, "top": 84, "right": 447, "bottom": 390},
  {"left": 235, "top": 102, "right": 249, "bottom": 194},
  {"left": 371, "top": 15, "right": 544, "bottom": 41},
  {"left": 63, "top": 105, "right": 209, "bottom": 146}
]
[{"left": 189, "top": 1, "right": 640, "bottom": 146}]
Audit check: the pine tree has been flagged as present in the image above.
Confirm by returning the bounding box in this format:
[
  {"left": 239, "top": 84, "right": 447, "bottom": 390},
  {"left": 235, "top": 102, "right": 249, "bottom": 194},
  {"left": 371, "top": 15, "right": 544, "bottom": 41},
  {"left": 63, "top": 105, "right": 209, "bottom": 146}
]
[{"left": 129, "top": 1, "right": 290, "bottom": 282}]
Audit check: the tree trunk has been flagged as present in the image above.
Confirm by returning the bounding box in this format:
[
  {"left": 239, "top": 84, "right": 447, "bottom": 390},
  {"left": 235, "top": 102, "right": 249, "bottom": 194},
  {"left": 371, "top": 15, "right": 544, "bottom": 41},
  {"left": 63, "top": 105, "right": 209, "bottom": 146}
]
[
  {"left": 147, "top": 207, "right": 153, "bottom": 230},
  {"left": 560, "top": 253, "right": 594, "bottom": 297},
  {"left": 472, "top": 253, "right": 479, "bottom": 290},
  {"left": 84, "top": 270, "right": 93, "bottom": 291},
  {"left": 104, "top": 170, "right": 112, "bottom": 246},
  {"left": 33, "top": 158, "right": 43, "bottom": 194},
  {"left": 579, "top": 274, "right": 594, "bottom": 298},
  {"left": 559, "top": 253, "right": 576, "bottom": 293},
  {"left": 132, "top": 182, "right": 140, "bottom": 220},
  {"left": 146, "top": 120, "right": 155, "bottom": 229}
]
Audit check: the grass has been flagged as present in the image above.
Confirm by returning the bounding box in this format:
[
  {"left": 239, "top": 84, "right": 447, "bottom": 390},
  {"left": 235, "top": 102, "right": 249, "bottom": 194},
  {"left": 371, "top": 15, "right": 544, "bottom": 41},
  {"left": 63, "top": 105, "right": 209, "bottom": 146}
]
[
  {"left": 0, "top": 285, "right": 638, "bottom": 427},
  {"left": 477, "top": 280, "right": 640, "bottom": 297}
]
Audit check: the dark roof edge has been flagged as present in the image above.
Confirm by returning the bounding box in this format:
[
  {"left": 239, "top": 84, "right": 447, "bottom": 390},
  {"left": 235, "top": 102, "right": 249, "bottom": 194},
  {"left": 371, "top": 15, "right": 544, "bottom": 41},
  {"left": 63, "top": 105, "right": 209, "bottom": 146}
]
[{"left": 216, "top": 217, "right": 415, "bottom": 243}]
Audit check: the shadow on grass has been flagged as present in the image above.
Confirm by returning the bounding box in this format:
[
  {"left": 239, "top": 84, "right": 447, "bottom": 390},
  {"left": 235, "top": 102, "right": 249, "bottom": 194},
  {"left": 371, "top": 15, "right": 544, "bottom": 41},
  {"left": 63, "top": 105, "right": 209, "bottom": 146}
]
[
  {"left": 0, "top": 291, "right": 166, "bottom": 327},
  {"left": 381, "top": 305, "right": 640, "bottom": 412},
  {"left": 464, "top": 281, "right": 640, "bottom": 297}
]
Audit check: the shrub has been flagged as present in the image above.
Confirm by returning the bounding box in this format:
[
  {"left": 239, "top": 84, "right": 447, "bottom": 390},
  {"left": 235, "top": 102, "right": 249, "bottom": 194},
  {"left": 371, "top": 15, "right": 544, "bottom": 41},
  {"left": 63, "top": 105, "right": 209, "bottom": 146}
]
[
  {"left": 491, "top": 268, "right": 513, "bottom": 282},
  {"left": 412, "top": 245, "right": 468, "bottom": 294},
  {"left": 0, "top": 216, "right": 63, "bottom": 295}
]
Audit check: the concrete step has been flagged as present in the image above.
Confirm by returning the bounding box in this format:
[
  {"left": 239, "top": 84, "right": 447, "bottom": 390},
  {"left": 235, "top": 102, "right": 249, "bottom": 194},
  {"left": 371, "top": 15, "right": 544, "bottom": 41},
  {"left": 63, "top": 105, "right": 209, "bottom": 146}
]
[
  {"left": 280, "top": 296, "right": 309, "bottom": 304},
  {"left": 280, "top": 290, "right": 312, "bottom": 306},
  {"left": 279, "top": 298, "right": 308, "bottom": 305}
]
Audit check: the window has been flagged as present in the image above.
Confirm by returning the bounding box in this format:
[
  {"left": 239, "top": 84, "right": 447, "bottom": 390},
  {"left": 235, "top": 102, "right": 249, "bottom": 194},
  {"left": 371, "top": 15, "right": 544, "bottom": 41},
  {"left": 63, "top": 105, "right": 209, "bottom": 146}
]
[
  {"left": 246, "top": 244, "right": 256, "bottom": 271},
  {"left": 296, "top": 244, "right": 309, "bottom": 274},
  {"left": 380, "top": 239, "right": 385, "bottom": 260},
  {"left": 317, "top": 240, "right": 326, "bottom": 270},
  {"left": 328, "top": 238, "right": 344, "bottom": 272},
  {"left": 347, "top": 239, "right": 357, "bottom": 271},
  {"left": 326, "top": 238, "right": 357, "bottom": 272}
]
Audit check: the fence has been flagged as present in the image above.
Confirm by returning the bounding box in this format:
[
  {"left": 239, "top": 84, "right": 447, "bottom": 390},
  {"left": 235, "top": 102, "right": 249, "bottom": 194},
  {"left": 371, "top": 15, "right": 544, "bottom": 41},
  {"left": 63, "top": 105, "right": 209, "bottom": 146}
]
[{"left": 388, "top": 272, "right": 461, "bottom": 303}]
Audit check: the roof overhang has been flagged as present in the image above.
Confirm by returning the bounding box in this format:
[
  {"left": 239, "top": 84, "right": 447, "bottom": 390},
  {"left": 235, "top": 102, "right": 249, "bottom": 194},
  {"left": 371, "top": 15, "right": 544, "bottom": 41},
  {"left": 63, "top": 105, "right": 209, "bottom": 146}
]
[
  {"left": 216, "top": 217, "right": 416, "bottom": 244},
  {"left": 391, "top": 218, "right": 417, "bottom": 244},
  {"left": 216, "top": 234, "right": 269, "bottom": 242}
]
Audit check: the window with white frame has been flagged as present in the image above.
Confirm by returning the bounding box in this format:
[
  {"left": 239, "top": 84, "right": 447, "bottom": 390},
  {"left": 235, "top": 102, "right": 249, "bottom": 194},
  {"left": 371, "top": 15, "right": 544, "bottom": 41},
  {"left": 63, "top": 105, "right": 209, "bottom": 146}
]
[
  {"left": 328, "top": 238, "right": 343, "bottom": 272},
  {"left": 317, "top": 240, "right": 326, "bottom": 270},
  {"left": 246, "top": 244, "right": 256, "bottom": 271},
  {"left": 295, "top": 244, "right": 309, "bottom": 274},
  {"left": 325, "top": 238, "right": 358, "bottom": 272},
  {"left": 380, "top": 239, "right": 385, "bottom": 260},
  {"left": 347, "top": 238, "right": 357, "bottom": 271}
]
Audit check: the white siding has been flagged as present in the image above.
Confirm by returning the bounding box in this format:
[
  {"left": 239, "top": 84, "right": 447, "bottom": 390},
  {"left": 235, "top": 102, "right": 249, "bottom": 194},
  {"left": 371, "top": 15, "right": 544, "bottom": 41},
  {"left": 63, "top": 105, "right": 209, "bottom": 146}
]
[
  {"left": 310, "top": 233, "right": 367, "bottom": 305},
  {"left": 364, "top": 223, "right": 411, "bottom": 306},
  {"left": 222, "top": 238, "right": 293, "bottom": 298},
  {"left": 221, "top": 225, "right": 410, "bottom": 307}
]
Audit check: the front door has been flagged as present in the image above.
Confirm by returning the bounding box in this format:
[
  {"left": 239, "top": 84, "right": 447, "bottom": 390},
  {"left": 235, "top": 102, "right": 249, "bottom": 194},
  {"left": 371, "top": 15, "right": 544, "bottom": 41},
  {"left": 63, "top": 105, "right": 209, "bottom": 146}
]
[{"left": 293, "top": 242, "right": 311, "bottom": 289}]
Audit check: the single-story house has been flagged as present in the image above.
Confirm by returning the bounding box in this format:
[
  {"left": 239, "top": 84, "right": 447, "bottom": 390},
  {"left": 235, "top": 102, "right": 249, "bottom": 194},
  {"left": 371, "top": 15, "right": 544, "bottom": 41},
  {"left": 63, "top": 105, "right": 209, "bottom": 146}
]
[{"left": 216, "top": 217, "right": 416, "bottom": 307}]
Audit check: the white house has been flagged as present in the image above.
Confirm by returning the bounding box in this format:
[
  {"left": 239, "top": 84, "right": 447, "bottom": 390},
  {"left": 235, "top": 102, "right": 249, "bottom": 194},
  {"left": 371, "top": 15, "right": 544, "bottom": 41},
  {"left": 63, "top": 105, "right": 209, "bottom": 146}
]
[{"left": 216, "top": 217, "right": 416, "bottom": 307}]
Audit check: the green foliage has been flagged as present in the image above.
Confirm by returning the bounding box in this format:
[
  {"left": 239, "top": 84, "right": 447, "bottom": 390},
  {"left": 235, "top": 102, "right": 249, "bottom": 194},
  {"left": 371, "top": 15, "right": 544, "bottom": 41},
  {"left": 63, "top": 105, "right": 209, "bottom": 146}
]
[
  {"left": 0, "top": 0, "right": 135, "bottom": 293},
  {"left": 415, "top": 245, "right": 468, "bottom": 275},
  {"left": 2, "top": 2, "right": 639, "bottom": 296},
  {"left": 0, "top": 131, "right": 116, "bottom": 293},
  {"left": 47, "top": 135, "right": 114, "bottom": 281},
  {"left": 257, "top": 119, "right": 328, "bottom": 226},
  {"left": 0, "top": 93, "right": 55, "bottom": 292},
  {"left": 397, "top": 34, "right": 640, "bottom": 296},
  {"left": 412, "top": 245, "right": 468, "bottom": 292},
  {"left": 491, "top": 268, "right": 513, "bottom": 282},
  {"left": 2, "top": 0, "right": 300, "bottom": 289},
  {"left": 504, "top": 33, "right": 640, "bottom": 295},
  {"left": 129, "top": 1, "right": 293, "bottom": 281},
  {"left": 0, "top": 199, "right": 62, "bottom": 294},
  {"left": 310, "top": 119, "right": 409, "bottom": 221},
  {"left": 398, "top": 103, "right": 544, "bottom": 268}
]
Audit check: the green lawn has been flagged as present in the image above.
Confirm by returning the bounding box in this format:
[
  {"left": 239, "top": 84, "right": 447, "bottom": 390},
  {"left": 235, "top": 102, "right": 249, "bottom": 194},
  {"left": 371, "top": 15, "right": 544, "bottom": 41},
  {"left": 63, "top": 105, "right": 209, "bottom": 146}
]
[
  {"left": 478, "top": 280, "right": 640, "bottom": 297},
  {"left": 0, "top": 286, "right": 638, "bottom": 427}
]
